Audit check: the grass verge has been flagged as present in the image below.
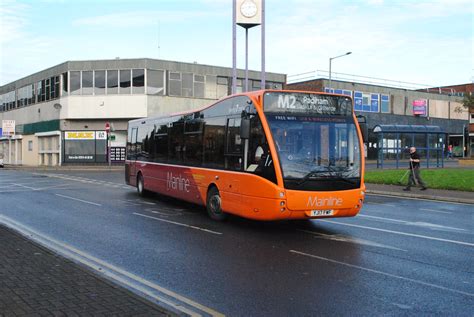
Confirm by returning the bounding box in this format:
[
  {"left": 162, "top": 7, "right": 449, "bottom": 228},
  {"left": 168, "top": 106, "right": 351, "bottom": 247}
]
[{"left": 364, "top": 169, "right": 474, "bottom": 192}]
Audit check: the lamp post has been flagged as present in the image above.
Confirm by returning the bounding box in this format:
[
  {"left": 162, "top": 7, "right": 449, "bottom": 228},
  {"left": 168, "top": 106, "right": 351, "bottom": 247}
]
[{"left": 328, "top": 51, "right": 352, "bottom": 89}]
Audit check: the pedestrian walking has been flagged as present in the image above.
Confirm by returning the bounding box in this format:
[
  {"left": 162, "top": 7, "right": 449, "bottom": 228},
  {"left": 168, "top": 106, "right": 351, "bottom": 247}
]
[
  {"left": 403, "top": 146, "right": 427, "bottom": 191},
  {"left": 447, "top": 144, "right": 453, "bottom": 159}
]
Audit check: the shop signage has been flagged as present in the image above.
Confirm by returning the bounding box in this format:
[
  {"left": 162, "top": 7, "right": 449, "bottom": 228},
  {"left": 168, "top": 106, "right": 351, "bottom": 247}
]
[
  {"left": 2, "top": 120, "right": 15, "bottom": 136},
  {"left": 65, "top": 131, "right": 95, "bottom": 140},
  {"left": 413, "top": 99, "right": 427, "bottom": 116}
]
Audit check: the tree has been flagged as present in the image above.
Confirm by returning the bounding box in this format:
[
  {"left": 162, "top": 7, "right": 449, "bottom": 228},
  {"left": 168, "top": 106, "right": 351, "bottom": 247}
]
[
  {"left": 462, "top": 92, "right": 474, "bottom": 112},
  {"left": 455, "top": 92, "right": 474, "bottom": 114}
]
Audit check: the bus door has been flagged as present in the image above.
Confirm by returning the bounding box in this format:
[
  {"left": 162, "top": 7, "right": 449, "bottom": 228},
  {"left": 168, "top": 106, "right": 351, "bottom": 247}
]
[
  {"left": 224, "top": 118, "right": 243, "bottom": 204},
  {"left": 130, "top": 127, "right": 138, "bottom": 180}
]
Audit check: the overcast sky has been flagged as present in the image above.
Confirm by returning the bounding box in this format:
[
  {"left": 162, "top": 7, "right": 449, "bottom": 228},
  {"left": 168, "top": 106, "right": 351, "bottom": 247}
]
[{"left": 1, "top": 0, "right": 473, "bottom": 87}]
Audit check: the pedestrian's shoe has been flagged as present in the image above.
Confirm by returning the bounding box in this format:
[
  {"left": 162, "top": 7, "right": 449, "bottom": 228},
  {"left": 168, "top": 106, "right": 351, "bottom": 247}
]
[
  {"left": 420, "top": 187, "right": 427, "bottom": 191},
  {"left": 403, "top": 187, "right": 411, "bottom": 191}
]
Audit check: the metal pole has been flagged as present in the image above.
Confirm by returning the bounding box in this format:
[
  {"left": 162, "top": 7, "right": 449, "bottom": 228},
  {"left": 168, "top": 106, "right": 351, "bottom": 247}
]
[
  {"left": 462, "top": 124, "right": 465, "bottom": 158},
  {"left": 232, "top": 0, "right": 237, "bottom": 94},
  {"left": 328, "top": 58, "right": 332, "bottom": 89},
  {"left": 261, "top": 0, "right": 265, "bottom": 89},
  {"left": 245, "top": 27, "right": 249, "bottom": 92}
]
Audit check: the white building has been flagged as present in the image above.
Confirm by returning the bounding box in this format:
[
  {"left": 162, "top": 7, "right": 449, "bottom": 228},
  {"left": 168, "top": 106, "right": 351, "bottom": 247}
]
[{"left": 0, "top": 58, "right": 285, "bottom": 166}]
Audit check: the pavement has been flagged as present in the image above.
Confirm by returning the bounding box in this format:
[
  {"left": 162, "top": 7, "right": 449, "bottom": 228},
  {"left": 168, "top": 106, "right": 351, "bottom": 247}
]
[
  {"left": 0, "top": 164, "right": 472, "bottom": 316},
  {"left": 0, "top": 224, "right": 173, "bottom": 317}
]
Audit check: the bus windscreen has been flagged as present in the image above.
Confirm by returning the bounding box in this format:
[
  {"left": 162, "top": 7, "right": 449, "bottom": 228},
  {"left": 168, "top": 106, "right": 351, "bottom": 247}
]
[{"left": 264, "top": 92, "right": 361, "bottom": 191}]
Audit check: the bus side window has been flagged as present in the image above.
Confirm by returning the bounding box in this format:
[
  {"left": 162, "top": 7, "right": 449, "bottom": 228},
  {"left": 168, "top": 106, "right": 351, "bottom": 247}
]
[
  {"left": 127, "top": 127, "right": 138, "bottom": 160},
  {"left": 248, "top": 115, "right": 277, "bottom": 184}
]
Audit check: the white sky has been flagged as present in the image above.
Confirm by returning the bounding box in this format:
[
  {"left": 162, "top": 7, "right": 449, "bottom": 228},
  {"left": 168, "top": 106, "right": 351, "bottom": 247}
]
[{"left": 1, "top": 0, "right": 473, "bottom": 87}]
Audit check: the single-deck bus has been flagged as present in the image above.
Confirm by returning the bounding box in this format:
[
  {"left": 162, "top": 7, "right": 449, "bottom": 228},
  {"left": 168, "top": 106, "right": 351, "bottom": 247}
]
[{"left": 125, "top": 90, "right": 367, "bottom": 221}]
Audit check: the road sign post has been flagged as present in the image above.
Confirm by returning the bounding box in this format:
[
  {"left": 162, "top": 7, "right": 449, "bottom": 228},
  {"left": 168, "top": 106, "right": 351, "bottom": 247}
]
[{"left": 105, "top": 122, "right": 111, "bottom": 166}]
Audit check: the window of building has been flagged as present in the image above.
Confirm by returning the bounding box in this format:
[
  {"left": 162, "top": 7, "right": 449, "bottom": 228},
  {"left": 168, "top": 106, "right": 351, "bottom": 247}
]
[
  {"left": 371, "top": 93, "right": 379, "bottom": 112},
  {"left": 120, "top": 70, "right": 131, "bottom": 94},
  {"left": 28, "top": 141, "right": 33, "bottom": 151},
  {"left": 194, "top": 75, "right": 205, "bottom": 98},
  {"left": 62, "top": 72, "right": 68, "bottom": 96},
  {"left": 147, "top": 69, "right": 165, "bottom": 95},
  {"left": 107, "top": 70, "right": 118, "bottom": 94},
  {"left": 70, "top": 71, "right": 81, "bottom": 95},
  {"left": 182, "top": 73, "right": 193, "bottom": 97},
  {"left": 381, "top": 94, "right": 390, "bottom": 113},
  {"left": 169, "top": 72, "right": 182, "bottom": 96},
  {"left": 205, "top": 75, "right": 217, "bottom": 99},
  {"left": 94, "top": 70, "right": 106, "bottom": 95},
  {"left": 82, "top": 71, "right": 93, "bottom": 95},
  {"left": 132, "top": 69, "right": 145, "bottom": 94},
  {"left": 217, "top": 76, "right": 228, "bottom": 98}
]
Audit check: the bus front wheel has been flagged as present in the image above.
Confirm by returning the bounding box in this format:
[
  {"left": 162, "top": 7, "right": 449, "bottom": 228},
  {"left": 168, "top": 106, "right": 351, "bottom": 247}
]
[{"left": 206, "top": 187, "right": 226, "bottom": 221}]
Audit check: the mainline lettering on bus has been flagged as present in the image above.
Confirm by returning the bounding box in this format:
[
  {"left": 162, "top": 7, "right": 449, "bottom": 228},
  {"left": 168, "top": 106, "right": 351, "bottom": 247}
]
[
  {"left": 125, "top": 90, "right": 367, "bottom": 221},
  {"left": 307, "top": 196, "right": 343, "bottom": 208},
  {"left": 166, "top": 172, "right": 191, "bottom": 192}
]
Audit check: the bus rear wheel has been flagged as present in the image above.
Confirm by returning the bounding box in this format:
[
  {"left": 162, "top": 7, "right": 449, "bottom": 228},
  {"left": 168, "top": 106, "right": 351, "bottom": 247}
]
[
  {"left": 137, "top": 173, "right": 147, "bottom": 197},
  {"left": 206, "top": 187, "right": 226, "bottom": 221}
]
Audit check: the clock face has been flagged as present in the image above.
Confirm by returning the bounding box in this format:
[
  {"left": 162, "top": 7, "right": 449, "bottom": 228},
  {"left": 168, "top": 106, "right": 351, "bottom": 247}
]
[{"left": 240, "top": 1, "right": 257, "bottom": 18}]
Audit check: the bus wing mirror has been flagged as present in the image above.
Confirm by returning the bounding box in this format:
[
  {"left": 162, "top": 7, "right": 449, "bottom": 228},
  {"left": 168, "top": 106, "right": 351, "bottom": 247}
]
[
  {"left": 240, "top": 118, "right": 250, "bottom": 139},
  {"left": 359, "top": 122, "right": 368, "bottom": 142}
]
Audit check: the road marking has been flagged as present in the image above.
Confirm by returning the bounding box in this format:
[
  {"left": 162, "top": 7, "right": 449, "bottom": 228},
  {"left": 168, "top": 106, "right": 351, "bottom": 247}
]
[
  {"left": 365, "top": 202, "right": 396, "bottom": 207},
  {"left": 55, "top": 194, "right": 102, "bottom": 206},
  {"left": 320, "top": 220, "right": 474, "bottom": 247},
  {"left": 0, "top": 216, "right": 223, "bottom": 317},
  {"left": 297, "top": 229, "right": 406, "bottom": 251},
  {"left": 290, "top": 250, "right": 474, "bottom": 298},
  {"left": 13, "top": 183, "right": 38, "bottom": 190},
  {"left": 133, "top": 212, "right": 222, "bottom": 235},
  {"left": 358, "top": 215, "right": 466, "bottom": 232},
  {"left": 419, "top": 208, "right": 452, "bottom": 214}
]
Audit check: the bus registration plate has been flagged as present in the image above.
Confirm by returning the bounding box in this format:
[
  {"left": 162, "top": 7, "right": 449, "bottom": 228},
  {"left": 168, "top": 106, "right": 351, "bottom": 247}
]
[{"left": 308, "top": 209, "right": 334, "bottom": 217}]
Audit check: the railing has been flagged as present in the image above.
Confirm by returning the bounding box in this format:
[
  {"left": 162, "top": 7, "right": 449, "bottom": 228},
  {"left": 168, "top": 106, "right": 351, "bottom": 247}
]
[{"left": 287, "top": 70, "right": 464, "bottom": 96}]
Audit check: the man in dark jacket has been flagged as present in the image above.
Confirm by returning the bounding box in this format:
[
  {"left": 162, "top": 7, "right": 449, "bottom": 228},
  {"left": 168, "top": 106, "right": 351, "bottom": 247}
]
[{"left": 404, "top": 147, "right": 427, "bottom": 191}]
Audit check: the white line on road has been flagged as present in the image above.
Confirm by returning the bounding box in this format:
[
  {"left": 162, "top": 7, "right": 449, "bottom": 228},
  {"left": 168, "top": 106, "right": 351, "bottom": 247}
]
[
  {"left": 419, "top": 208, "right": 452, "bottom": 214},
  {"left": 297, "top": 229, "right": 406, "bottom": 251},
  {"left": 365, "top": 202, "right": 397, "bottom": 207},
  {"left": 133, "top": 212, "right": 222, "bottom": 235},
  {"left": 358, "top": 215, "right": 466, "bottom": 232},
  {"left": 55, "top": 194, "right": 102, "bottom": 206},
  {"left": 290, "top": 250, "right": 474, "bottom": 298},
  {"left": 320, "top": 220, "right": 474, "bottom": 247}
]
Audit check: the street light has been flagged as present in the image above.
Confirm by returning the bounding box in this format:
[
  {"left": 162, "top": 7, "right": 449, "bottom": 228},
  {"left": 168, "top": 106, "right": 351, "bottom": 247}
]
[{"left": 328, "top": 51, "right": 352, "bottom": 89}]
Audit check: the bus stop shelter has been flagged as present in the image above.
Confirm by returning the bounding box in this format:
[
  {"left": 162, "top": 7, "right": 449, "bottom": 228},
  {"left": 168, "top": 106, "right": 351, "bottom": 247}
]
[{"left": 373, "top": 125, "right": 446, "bottom": 169}]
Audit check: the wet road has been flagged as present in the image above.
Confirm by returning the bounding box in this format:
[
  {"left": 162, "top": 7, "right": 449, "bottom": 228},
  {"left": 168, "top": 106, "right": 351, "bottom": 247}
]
[{"left": 0, "top": 169, "right": 473, "bottom": 316}]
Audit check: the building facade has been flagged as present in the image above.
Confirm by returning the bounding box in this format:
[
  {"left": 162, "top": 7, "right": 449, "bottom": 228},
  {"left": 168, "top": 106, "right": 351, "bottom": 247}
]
[
  {"left": 0, "top": 58, "right": 285, "bottom": 166},
  {"left": 286, "top": 79, "right": 470, "bottom": 159}
]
